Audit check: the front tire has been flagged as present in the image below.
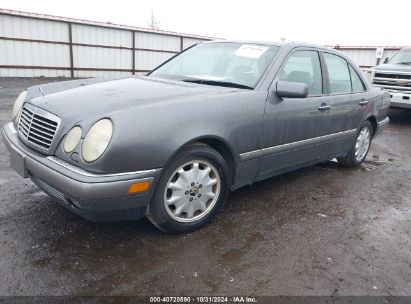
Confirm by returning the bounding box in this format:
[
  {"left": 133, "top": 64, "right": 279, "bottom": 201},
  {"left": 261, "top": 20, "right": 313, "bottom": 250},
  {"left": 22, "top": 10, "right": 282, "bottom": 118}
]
[
  {"left": 338, "top": 120, "right": 373, "bottom": 167},
  {"left": 147, "top": 144, "right": 230, "bottom": 233}
]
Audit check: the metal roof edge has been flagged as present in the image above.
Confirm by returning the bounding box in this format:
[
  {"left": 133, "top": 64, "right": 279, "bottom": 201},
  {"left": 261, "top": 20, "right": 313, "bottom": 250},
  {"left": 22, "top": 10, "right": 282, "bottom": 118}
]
[{"left": 0, "top": 8, "right": 216, "bottom": 40}]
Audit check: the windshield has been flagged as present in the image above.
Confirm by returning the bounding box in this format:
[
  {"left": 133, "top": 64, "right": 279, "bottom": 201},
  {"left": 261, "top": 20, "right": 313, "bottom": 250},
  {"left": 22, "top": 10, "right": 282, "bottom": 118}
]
[
  {"left": 388, "top": 49, "right": 411, "bottom": 65},
  {"left": 149, "top": 42, "right": 280, "bottom": 89}
]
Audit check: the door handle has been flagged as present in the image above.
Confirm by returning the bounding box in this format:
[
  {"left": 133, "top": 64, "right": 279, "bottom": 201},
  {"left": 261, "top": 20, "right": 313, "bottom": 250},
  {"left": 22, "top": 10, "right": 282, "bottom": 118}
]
[
  {"left": 318, "top": 104, "right": 331, "bottom": 111},
  {"left": 359, "top": 99, "right": 369, "bottom": 106}
]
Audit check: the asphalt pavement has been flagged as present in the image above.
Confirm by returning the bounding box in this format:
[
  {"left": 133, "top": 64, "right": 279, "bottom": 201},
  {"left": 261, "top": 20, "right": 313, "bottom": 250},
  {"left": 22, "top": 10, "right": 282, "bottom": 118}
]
[{"left": 0, "top": 78, "right": 410, "bottom": 296}]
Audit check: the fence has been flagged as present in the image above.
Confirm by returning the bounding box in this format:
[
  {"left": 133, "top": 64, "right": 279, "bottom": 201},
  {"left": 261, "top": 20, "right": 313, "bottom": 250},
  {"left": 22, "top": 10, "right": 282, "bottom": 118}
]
[
  {"left": 331, "top": 46, "right": 403, "bottom": 69},
  {"left": 0, "top": 9, "right": 211, "bottom": 78},
  {"left": 0, "top": 9, "right": 408, "bottom": 78}
]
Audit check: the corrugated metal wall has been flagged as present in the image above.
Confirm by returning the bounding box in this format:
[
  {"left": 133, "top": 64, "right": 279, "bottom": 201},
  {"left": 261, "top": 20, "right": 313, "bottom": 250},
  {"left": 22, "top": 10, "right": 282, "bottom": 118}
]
[
  {"left": 332, "top": 47, "right": 401, "bottom": 69},
  {"left": 0, "top": 9, "right": 211, "bottom": 77},
  {"left": 1, "top": 9, "right": 406, "bottom": 77}
]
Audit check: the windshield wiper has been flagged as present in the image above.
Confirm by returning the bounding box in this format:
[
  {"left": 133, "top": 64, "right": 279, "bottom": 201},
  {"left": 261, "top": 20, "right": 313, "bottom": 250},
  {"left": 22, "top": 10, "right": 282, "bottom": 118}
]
[
  {"left": 398, "top": 62, "right": 411, "bottom": 65},
  {"left": 182, "top": 79, "right": 253, "bottom": 90}
]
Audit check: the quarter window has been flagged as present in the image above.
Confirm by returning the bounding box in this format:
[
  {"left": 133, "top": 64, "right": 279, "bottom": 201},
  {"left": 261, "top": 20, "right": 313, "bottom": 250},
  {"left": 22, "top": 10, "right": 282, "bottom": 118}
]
[
  {"left": 323, "top": 53, "right": 352, "bottom": 94},
  {"left": 279, "top": 50, "right": 323, "bottom": 96},
  {"left": 349, "top": 65, "right": 366, "bottom": 92}
]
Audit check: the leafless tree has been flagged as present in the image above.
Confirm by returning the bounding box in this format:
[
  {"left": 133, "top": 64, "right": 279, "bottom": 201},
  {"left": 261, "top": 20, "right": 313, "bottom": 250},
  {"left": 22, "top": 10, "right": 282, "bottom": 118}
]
[{"left": 148, "top": 9, "right": 160, "bottom": 30}]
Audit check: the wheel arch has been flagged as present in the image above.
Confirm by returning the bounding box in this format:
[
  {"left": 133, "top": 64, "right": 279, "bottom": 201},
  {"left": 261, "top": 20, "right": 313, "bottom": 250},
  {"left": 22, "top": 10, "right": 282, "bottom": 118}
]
[
  {"left": 165, "top": 135, "right": 237, "bottom": 186},
  {"left": 365, "top": 115, "right": 378, "bottom": 137}
]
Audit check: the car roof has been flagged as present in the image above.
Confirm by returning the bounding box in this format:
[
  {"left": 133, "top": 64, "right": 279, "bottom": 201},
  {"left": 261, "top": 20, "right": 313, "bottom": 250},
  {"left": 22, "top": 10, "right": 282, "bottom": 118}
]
[
  {"left": 202, "top": 39, "right": 332, "bottom": 51},
  {"left": 199, "top": 39, "right": 359, "bottom": 71}
]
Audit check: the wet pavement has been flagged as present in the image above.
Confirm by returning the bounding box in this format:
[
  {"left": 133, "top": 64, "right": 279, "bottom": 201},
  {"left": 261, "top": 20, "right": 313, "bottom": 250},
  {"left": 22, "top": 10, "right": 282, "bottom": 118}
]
[{"left": 0, "top": 78, "right": 410, "bottom": 296}]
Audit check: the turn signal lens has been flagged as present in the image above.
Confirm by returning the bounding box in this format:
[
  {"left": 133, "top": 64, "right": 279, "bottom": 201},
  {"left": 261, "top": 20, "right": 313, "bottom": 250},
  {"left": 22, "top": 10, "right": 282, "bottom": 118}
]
[{"left": 128, "top": 181, "right": 151, "bottom": 195}]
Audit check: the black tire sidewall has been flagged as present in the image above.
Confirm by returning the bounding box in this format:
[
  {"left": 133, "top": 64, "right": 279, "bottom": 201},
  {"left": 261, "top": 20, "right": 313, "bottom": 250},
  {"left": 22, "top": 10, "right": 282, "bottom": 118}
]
[
  {"left": 351, "top": 120, "right": 373, "bottom": 166},
  {"left": 148, "top": 145, "right": 230, "bottom": 233}
]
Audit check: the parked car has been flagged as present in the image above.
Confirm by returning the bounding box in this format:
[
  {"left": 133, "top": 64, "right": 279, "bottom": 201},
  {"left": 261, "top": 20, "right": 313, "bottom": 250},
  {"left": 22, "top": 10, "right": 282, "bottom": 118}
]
[
  {"left": 366, "top": 47, "right": 411, "bottom": 108},
  {"left": 2, "top": 41, "right": 390, "bottom": 233}
]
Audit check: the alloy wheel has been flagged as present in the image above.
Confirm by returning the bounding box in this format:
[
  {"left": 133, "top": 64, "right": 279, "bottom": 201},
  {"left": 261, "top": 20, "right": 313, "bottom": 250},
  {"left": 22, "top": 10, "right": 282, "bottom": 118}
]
[
  {"left": 355, "top": 127, "right": 371, "bottom": 162},
  {"left": 163, "top": 160, "right": 221, "bottom": 223}
]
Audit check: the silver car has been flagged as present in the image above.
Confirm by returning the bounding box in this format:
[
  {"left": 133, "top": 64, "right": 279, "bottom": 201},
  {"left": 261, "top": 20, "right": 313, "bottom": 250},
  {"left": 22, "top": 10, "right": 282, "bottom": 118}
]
[{"left": 2, "top": 41, "right": 390, "bottom": 233}]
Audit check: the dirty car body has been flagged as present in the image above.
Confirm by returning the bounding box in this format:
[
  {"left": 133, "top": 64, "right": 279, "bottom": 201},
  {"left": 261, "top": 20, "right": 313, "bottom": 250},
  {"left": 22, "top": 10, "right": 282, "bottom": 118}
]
[{"left": 2, "top": 41, "right": 390, "bottom": 232}]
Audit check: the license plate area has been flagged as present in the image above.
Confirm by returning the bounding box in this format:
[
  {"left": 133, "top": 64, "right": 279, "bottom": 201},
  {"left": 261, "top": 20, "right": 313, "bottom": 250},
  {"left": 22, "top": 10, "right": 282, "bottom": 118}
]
[{"left": 9, "top": 145, "right": 28, "bottom": 178}]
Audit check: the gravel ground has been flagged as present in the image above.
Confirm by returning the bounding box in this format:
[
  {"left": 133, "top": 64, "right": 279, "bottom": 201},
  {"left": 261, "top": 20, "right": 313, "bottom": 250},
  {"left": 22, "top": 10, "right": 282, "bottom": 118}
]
[{"left": 0, "top": 77, "right": 410, "bottom": 296}]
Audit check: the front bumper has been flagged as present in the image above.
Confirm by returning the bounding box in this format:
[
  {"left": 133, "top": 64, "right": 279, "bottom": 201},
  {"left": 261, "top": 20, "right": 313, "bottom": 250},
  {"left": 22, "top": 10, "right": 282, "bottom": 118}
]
[
  {"left": 2, "top": 122, "right": 162, "bottom": 221},
  {"left": 375, "top": 117, "right": 389, "bottom": 137},
  {"left": 388, "top": 92, "right": 411, "bottom": 109}
]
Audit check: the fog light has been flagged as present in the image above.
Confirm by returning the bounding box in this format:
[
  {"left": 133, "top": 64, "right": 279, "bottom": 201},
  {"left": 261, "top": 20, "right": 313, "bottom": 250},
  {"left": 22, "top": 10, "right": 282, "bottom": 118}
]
[{"left": 128, "top": 181, "right": 151, "bottom": 194}]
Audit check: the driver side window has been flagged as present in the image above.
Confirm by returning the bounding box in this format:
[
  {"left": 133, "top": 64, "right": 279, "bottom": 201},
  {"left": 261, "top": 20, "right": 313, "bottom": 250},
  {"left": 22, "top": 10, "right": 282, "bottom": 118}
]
[{"left": 279, "top": 50, "right": 323, "bottom": 96}]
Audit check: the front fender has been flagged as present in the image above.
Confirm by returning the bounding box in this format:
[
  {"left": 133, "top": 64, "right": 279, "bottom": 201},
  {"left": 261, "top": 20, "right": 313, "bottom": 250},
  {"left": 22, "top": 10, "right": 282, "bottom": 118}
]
[{"left": 84, "top": 90, "right": 268, "bottom": 174}]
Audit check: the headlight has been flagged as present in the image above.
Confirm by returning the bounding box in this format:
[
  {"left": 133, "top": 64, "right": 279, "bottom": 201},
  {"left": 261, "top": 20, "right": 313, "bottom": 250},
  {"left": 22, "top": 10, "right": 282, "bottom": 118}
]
[
  {"left": 12, "top": 91, "right": 27, "bottom": 119},
  {"left": 82, "top": 119, "right": 113, "bottom": 163},
  {"left": 63, "top": 126, "right": 82, "bottom": 153}
]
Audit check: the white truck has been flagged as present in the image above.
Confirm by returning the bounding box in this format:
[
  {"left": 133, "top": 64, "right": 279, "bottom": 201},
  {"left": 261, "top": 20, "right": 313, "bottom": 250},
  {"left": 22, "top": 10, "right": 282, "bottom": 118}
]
[{"left": 366, "top": 48, "right": 411, "bottom": 109}]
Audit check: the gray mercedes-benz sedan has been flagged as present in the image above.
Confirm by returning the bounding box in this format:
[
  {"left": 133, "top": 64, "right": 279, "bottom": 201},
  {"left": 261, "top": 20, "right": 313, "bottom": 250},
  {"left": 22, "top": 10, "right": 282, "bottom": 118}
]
[{"left": 2, "top": 41, "right": 390, "bottom": 233}]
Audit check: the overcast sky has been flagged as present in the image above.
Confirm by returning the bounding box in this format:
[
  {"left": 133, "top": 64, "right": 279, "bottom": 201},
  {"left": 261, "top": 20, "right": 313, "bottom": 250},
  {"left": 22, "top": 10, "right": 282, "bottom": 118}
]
[{"left": 0, "top": 0, "right": 409, "bottom": 46}]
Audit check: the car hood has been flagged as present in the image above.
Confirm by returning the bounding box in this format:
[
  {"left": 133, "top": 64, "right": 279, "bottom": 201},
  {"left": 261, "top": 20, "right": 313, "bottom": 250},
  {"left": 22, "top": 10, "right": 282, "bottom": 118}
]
[
  {"left": 374, "top": 63, "right": 411, "bottom": 73},
  {"left": 26, "top": 76, "right": 237, "bottom": 125}
]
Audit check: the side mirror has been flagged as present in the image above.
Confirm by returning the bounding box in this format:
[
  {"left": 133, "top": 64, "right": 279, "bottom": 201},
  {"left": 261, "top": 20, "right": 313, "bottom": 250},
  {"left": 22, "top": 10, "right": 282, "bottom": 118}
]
[
  {"left": 276, "top": 81, "right": 309, "bottom": 98},
  {"left": 383, "top": 57, "right": 389, "bottom": 64}
]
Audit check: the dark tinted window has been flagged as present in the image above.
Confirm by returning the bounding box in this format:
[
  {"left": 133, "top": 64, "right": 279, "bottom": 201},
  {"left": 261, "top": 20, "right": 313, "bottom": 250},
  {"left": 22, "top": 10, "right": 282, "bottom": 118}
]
[
  {"left": 349, "top": 65, "right": 366, "bottom": 92},
  {"left": 324, "top": 53, "right": 352, "bottom": 94},
  {"left": 279, "top": 50, "right": 322, "bottom": 96}
]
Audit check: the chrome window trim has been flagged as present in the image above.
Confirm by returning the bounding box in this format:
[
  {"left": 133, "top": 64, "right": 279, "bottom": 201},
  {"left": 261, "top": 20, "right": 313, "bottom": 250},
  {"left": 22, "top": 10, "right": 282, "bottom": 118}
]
[
  {"left": 239, "top": 129, "right": 357, "bottom": 161},
  {"left": 47, "top": 156, "right": 160, "bottom": 178}
]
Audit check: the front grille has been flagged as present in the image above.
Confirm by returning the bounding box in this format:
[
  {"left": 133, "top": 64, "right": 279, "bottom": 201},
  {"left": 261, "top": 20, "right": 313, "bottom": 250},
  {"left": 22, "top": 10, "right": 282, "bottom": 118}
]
[
  {"left": 373, "top": 72, "right": 411, "bottom": 93},
  {"left": 18, "top": 104, "right": 61, "bottom": 153},
  {"left": 374, "top": 73, "right": 411, "bottom": 80}
]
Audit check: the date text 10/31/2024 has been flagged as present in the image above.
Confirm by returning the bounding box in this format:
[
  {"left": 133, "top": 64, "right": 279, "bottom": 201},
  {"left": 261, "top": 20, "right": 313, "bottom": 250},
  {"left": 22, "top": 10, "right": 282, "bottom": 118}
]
[{"left": 149, "top": 296, "right": 257, "bottom": 303}]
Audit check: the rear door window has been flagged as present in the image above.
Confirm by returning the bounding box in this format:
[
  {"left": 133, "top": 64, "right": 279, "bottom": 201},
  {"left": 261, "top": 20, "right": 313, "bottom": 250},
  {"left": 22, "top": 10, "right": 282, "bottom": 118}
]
[
  {"left": 349, "top": 65, "right": 366, "bottom": 92},
  {"left": 323, "top": 53, "right": 352, "bottom": 94}
]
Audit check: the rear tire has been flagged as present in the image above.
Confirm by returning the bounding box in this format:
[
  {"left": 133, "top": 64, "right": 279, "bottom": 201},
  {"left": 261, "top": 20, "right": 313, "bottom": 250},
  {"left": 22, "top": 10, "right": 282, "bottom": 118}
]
[
  {"left": 147, "top": 144, "right": 230, "bottom": 233},
  {"left": 338, "top": 120, "right": 373, "bottom": 167}
]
